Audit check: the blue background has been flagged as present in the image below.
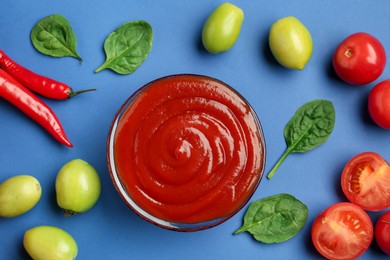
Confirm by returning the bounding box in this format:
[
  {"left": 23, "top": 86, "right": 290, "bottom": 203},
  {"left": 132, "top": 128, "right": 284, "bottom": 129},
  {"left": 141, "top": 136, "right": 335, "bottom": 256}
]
[{"left": 1, "top": 1, "right": 390, "bottom": 259}]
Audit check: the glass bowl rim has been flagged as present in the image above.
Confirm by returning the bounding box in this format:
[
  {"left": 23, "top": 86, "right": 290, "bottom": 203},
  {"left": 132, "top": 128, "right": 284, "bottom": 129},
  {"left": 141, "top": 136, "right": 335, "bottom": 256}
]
[{"left": 106, "top": 73, "right": 267, "bottom": 232}]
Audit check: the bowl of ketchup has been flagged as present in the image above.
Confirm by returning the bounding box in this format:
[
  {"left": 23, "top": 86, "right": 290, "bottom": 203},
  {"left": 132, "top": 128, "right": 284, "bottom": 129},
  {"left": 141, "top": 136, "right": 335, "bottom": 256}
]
[{"left": 107, "top": 74, "right": 266, "bottom": 231}]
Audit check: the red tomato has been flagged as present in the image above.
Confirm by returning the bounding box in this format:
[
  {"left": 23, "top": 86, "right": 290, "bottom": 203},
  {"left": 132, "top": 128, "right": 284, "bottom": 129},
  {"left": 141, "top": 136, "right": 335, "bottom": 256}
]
[
  {"left": 333, "top": 32, "right": 386, "bottom": 85},
  {"left": 312, "top": 202, "right": 373, "bottom": 260},
  {"left": 368, "top": 79, "right": 390, "bottom": 130},
  {"left": 341, "top": 152, "right": 390, "bottom": 211},
  {"left": 376, "top": 211, "right": 390, "bottom": 255}
]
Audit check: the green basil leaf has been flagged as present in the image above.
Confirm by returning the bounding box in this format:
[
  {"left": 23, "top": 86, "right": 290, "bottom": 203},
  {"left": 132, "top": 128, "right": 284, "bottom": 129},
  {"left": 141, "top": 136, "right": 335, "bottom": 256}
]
[
  {"left": 234, "top": 193, "right": 308, "bottom": 244},
  {"left": 267, "top": 99, "right": 335, "bottom": 179},
  {"left": 30, "top": 14, "right": 82, "bottom": 60},
  {"left": 95, "top": 20, "right": 153, "bottom": 75}
]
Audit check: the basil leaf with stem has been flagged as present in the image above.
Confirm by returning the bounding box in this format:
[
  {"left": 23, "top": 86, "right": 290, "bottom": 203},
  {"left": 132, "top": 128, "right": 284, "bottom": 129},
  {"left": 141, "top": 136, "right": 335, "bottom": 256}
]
[
  {"left": 95, "top": 20, "right": 153, "bottom": 75},
  {"left": 234, "top": 193, "right": 308, "bottom": 243},
  {"left": 30, "top": 14, "right": 82, "bottom": 61},
  {"left": 267, "top": 99, "right": 335, "bottom": 179}
]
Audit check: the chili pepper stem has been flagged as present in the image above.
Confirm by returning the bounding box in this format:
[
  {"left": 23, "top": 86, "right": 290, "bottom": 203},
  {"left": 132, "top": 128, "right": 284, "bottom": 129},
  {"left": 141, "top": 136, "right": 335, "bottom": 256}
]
[{"left": 69, "top": 88, "right": 96, "bottom": 98}]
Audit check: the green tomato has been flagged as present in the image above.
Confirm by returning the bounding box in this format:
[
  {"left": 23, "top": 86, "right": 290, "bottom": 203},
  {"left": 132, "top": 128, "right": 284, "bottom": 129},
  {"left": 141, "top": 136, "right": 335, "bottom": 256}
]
[
  {"left": 24, "top": 225, "right": 78, "bottom": 260},
  {"left": 0, "top": 175, "right": 41, "bottom": 217},
  {"left": 56, "top": 159, "right": 101, "bottom": 214},
  {"left": 269, "top": 16, "right": 313, "bottom": 70},
  {"left": 202, "top": 2, "right": 244, "bottom": 54}
]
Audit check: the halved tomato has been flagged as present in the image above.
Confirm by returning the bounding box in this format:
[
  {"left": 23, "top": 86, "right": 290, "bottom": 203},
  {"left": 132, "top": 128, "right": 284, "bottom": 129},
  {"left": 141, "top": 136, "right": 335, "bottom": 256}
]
[
  {"left": 341, "top": 152, "right": 390, "bottom": 211},
  {"left": 311, "top": 202, "right": 373, "bottom": 260}
]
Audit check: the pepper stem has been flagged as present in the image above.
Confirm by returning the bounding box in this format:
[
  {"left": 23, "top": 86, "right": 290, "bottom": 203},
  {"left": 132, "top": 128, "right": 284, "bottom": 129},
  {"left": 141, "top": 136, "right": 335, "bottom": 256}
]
[{"left": 69, "top": 88, "right": 96, "bottom": 98}]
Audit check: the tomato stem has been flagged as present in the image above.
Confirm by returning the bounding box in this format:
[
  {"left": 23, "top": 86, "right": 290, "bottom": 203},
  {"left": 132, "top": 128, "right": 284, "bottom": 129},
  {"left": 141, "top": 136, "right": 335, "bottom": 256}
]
[
  {"left": 381, "top": 220, "right": 390, "bottom": 225},
  {"left": 344, "top": 49, "right": 353, "bottom": 58},
  {"left": 63, "top": 209, "right": 78, "bottom": 217}
]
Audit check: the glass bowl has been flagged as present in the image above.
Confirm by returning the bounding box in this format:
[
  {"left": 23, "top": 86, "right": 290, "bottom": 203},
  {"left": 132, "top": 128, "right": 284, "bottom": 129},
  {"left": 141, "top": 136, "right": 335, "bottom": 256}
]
[{"left": 107, "top": 74, "right": 266, "bottom": 232}]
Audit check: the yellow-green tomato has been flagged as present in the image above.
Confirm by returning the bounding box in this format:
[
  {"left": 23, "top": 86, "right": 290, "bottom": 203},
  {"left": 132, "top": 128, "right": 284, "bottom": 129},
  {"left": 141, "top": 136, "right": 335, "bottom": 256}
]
[
  {"left": 202, "top": 2, "right": 244, "bottom": 54},
  {"left": 0, "top": 175, "right": 41, "bottom": 217},
  {"left": 24, "top": 225, "right": 78, "bottom": 260},
  {"left": 56, "top": 159, "right": 101, "bottom": 214},
  {"left": 269, "top": 16, "right": 313, "bottom": 70}
]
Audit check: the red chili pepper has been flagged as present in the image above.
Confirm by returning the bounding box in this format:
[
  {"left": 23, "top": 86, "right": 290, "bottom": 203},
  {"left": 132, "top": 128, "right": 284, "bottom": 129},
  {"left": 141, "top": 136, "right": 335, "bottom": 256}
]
[
  {"left": 0, "top": 68, "right": 73, "bottom": 147},
  {"left": 0, "top": 49, "right": 95, "bottom": 100}
]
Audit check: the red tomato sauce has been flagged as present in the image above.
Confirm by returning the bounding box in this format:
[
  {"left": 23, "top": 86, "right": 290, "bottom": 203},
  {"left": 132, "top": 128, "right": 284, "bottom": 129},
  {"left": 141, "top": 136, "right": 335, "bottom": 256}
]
[{"left": 113, "top": 74, "right": 265, "bottom": 223}]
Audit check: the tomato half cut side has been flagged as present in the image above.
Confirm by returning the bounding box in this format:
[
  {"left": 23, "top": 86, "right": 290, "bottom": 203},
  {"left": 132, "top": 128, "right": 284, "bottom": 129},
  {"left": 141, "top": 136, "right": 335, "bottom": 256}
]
[
  {"left": 341, "top": 152, "right": 390, "bottom": 211},
  {"left": 311, "top": 202, "right": 373, "bottom": 260}
]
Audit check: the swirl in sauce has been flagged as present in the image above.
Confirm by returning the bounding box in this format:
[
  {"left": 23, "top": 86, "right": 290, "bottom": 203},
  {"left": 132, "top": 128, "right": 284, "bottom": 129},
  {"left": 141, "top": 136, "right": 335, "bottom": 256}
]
[{"left": 112, "top": 75, "right": 265, "bottom": 223}]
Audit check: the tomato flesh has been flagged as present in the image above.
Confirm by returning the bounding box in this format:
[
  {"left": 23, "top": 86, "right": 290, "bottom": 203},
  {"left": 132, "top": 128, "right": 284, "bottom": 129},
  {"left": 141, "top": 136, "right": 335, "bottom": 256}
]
[
  {"left": 341, "top": 152, "right": 390, "bottom": 211},
  {"left": 312, "top": 202, "right": 373, "bottom": 260},
  {"left": 375, "top": 211, "right": 390, "bottom": 255}
]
